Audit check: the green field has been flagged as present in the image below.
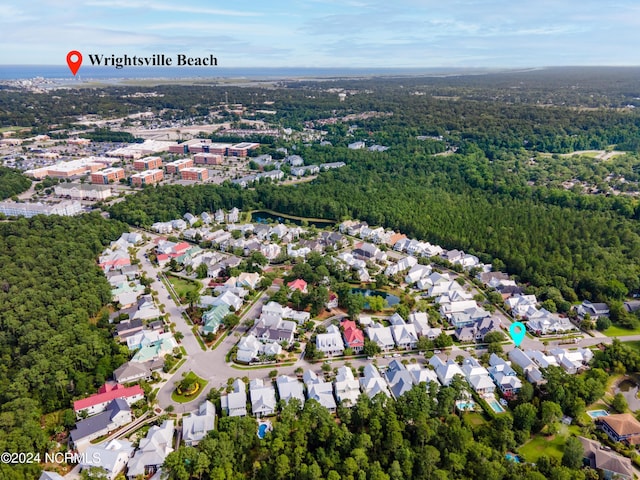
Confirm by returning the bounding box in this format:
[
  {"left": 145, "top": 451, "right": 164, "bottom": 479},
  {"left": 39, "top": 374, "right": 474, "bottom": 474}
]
[
  {"left": 166, "top": 275, "right": 202, "bottom": 303},
  {"left": 603, "top": 324, "right": 640, "bottom": 337},
  {"left": 518, "top": 425, "right": 581, "bottom": 463}
]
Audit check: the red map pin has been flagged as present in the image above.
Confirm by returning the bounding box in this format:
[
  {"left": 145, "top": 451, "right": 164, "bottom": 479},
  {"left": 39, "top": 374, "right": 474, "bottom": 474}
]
[{"left": 66, "top": 50, "right": 83, "bottom": 76}]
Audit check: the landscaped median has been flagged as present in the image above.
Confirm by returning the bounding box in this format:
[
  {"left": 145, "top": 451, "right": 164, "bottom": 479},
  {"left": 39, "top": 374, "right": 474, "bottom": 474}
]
[{"left": 171, "top": 371, "right": 208, "bottom": 403}]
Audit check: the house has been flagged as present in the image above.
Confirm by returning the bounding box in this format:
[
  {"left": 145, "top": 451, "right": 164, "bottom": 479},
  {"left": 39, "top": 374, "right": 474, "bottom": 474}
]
[
  {"left": 250, "top": 315, "right": 296, "bottom": 345},
  {"left": 304, "top": 371, "right": 337, "bottom": 413},
  {"left": 405, "top": 264, "right": 432, "bottom": 284},
  {"left": 576, "top": 300, "right": 610, "bottom": 320},
  {"left": 74, "top": 383, "right": 144, "bottom": 417},
  {"left": 360, "top": 364, "right": 391, "bottom": 398},
  {"left": 71, "top": 399, "right": 133, "bottom": 452},
  {"left": 115, "top": 319, "right": 144, "bottom": 341},
  {"left": 326, "top": 293, "right": 339, "bottom": 309},
  {"left": 276, "top": 375, "right": 305, "bottom": 406},
  {"left": 249, "top": 379, "right": 277, "bottom": 417},
  {"left": 237, "top": 272, "right": 261, "bottom": 290},
  {"left": 526, "top": 309, "right": 576, "bottom": 335},
  {"left": 506, "top": 294, "right": 538, "bottom": 318},
  {"left": 126, "top": 329, "right": 162, "bottom": 351},
  {"left": 182, "top": 401, "right": 216, "bottom": 446},
  {"left": 113, "top": 361, "right": 153, "bottom": 384},
  {"left": 508, "top": 349, "right": 544, "bottom": 384},
  {"left": 131, "top": 335, "right": 177, "bottom": 363},
  {"left": 316, "top": 324, "right": 345, "bottom": 356},
  {"left": 578, "top": 436, "right": 634, "bottom": 479},
  {"left": 227, "top": 207, "right": 240, "bottom": 223},
  {"left": 391, "top": 323, "right": 418, "bottom": 350},
  {"left": 333, "top": 366, "right": 361, "bottom": 406},
  {"left": 202, "top": 304, "right": 231, "bottom": 335},
  {"left": 287, "top": 278, "right": 308, "bottom": 293},
  {"left": 406, "top": 363, "right": 439, "bottom": 386},
  {"left": 236, "top": 335, "right": 262, "bottom": 363},
  {"left": 455, "top": 317, "right": 502, "bottom": 343},
  {"left": 598, "top": 414, "right": 640, "bottom": 445},
  {"left": 488, "top": 354, "right": 522, "bottom": 396},
  {"left": 461, "top": 358, "right": 495, "bottom": 396},
  {"left": 221, "top": 379, "right": 248, "bottom": 417},
  {"left": 212, "top": 290, "right": 243, "bottom": 312},
  {"left": 342, "top": 320, "right": 365, "bottom": 353},
  {"left": 385, "top": 360, "right": 416, "bottom": 399},
  {"left": 429, "top": 356, "right": 465, "bottom": 387},
  {"left": 366, "top": 324, "right": 395, "bottom": 351},
  {"left": 549, "top": 347, "right": 593, "bottom": 374},
  {"left": 79, "top": 439, "right": 134, "bottom": 480},
  {"left": 127, "top": 420, "right": 174, "bottom": 480}
]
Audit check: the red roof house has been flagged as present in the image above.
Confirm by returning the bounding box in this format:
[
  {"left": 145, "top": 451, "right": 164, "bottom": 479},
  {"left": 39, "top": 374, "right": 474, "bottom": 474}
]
[
  {"left": 287, "top": 278, "right": 308, "bottom": 293},
  {"left": 73, "top": 383, "right": 144, "bottom": 417},
  {"left": 342, "top": 320, "right": 365, "bottom": 352}
]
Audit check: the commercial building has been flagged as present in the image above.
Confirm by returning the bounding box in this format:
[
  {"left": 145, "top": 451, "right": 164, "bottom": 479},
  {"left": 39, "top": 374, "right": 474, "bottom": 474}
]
[
  {"left": 91, "top": 167, "right": 125, "bottom": 184},
  {"left": 54, "top": 183, "right": 112, "bottom": 201},
  {"left": 25, "top": 158, "right": 104, "bottom": 179},
  {"left": 0, "top": 200, "right": 83, "bottom": 218},
  {"left": 130, "top": 169, "right": 164, "bottom": 186},
  {"left": 227, "top": 142, "right": 260, "bottom": 157},
  {"left": 133, "top": 156, "right": 163, "bottom": 171},
  {"left": 165, "top": 158, "right": 194, "bottom": 174},
  {"left": 180, "top": 167, "right": 209, "bottom": 181},
  {"left": 194, "top": 153, "right": 223, "bottom": 165}
]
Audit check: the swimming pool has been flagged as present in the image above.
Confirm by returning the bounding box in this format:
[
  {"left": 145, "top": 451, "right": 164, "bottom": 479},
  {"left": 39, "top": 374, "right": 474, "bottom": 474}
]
[
  {"left": 587, "top": 409, "right": 609, "bottom": 419},
  {"left": 489, "top": 400, "right": 506, "bottom": 413},
  {"left": 505, "top": 453, "right": 521, "bottom": 463},
  {"left": 456, "top": 400, "right": 476, "bottom": 411},
  {"left": 257, "top": 423, "right": 270, "bottom": 439}
]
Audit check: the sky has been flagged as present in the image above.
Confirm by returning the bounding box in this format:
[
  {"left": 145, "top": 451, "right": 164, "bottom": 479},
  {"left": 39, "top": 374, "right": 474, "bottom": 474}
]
[{"left": 1, "top": 0, "right": 639, "bottom": 68}]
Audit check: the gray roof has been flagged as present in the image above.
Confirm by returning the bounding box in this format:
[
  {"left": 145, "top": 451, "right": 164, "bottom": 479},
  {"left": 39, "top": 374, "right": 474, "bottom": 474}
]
[
  {"left": 71, "top": 399, "right": 130, "bottom": 442},
  {"left": 183, "top": 401, "right": 216, "bottom": 444},
  {"left": 39, "top": 473, "right": 66, "bottom": 480}
]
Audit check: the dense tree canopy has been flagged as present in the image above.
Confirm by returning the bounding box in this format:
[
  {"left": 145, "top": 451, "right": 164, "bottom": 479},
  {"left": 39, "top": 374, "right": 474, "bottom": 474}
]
[{"left": 0, "top": 214, "right": 128, "bottom": 469}]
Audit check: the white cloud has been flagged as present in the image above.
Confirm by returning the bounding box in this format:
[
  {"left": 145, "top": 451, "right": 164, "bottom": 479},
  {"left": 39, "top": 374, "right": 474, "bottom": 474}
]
[{"left": 84, "top": 0, "right": 262, "bottom": 17}]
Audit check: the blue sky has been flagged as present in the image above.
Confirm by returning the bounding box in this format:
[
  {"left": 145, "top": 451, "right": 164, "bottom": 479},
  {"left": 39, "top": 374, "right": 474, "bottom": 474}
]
[{"left": 1, "top": 0, "right": 639, "bottom": 67}]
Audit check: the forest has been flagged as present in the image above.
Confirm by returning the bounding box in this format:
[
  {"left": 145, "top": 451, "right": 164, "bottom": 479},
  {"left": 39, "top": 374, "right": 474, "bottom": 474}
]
[
  {"left": 0, "top": 214, "right": 128, "bottom": 479},
  {"left": 0, "top": 167, "right": 31, "bottom": 200},
  {"left": 109, "top": 143, "right": 640, "bottom": 304}
]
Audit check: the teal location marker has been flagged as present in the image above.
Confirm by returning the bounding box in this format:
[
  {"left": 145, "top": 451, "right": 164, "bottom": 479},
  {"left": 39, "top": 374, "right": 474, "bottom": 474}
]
[{"left": 509, "top": 322, "right": 526, "bottom": 347}]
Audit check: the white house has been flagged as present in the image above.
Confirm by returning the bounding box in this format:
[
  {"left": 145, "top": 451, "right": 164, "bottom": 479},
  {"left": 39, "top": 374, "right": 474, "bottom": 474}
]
[
  {"left": 304, "top": 371, "right": 337, "bottom": 413},
  {"left": 316, "top": 325, "right": 345, "bottom": 356},
  {"left": 429, "top": 356, "right": 465, "bottom": 387},
  {"left": 461, "top": 358, "right": 495, "bottom": 396},
  {"left": 333, "top": 366, "right": 361, "bottom": 406},
  {"left": 249, "top": 379, "right": 277, "bottom": 417},
  {"left": 366, "top": 325, "right": 395, "bottom": 351},
  {"left": 391, "top": 323, "right": 418, "bottom": 350},
  {"left": 79, "top": 439, "right": 134, "bottom": 480},
  {"left": 127, "top": 420, "right": 174, "bottom": 480},
  {"left": 182, "top": 401, "right": 216, "bottom": 446},
  {"left": 359, "top": 364, "right": 391, "bottom": 398},
  {"left": 276, "top": 375, "right": 305, "bottom": 406},
  {"left": 221, "top": 379, "right": 248, "bottom": 417}
]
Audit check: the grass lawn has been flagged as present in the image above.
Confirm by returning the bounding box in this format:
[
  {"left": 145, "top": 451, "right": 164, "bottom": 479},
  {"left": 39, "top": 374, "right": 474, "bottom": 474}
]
[
  {"left": 171, "top": 371, "right": 208, "bottom": 403},
  {"left": 518, "top": 425, "right": 581, "bottom": 463},
  {"left": 463, "top": 412, "right": 488, "bottom": 428},
  {"left": 603, "top": 324, "right": 640, "bottom": 337},
  {"left": 167, "top": 275, "right": 201, "bottom": 303}
]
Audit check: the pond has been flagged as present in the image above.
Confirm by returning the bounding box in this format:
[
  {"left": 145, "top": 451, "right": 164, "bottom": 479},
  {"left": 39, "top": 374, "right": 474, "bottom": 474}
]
[
  {"left": 615, "top": 378, "right": 640, "bottom": 411},
  {"left": 351, "top": 288, "right": 400, "bottom": 309},
  {"left": 251, "top": 210, "right": 335, "bottom": 228}
]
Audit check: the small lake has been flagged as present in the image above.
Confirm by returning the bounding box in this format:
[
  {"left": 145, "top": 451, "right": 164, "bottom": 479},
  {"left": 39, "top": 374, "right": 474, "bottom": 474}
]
[
  {"left": 351, "top": 288, "right": 400, "bottom": 309},
  {"left": 251, "top": 210, "right": 335, "bottom": 228},
  {"left": 615, "top": 378, "right": 640, "bottom": 411}
]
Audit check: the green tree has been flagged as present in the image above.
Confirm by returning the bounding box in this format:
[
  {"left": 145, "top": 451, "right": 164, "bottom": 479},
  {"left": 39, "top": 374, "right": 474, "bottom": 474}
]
[
  {"left": 561, "top": 436, "right": 583, "bottom": 469},
  {"left": 611, "top": 392, "right": 628, "bottom": 413},
  {"left": 368, "top": 295, "right": 386, "bottom": 312}
]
